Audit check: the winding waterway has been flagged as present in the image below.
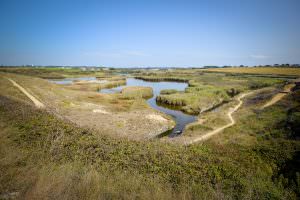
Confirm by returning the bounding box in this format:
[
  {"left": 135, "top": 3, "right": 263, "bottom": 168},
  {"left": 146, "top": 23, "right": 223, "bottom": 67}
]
[
  {"left": 49, "top": 77, "right": 197, "bottom": 137},
  {"left": 101, "top": 78, "right": 197, "bottom": 137}
]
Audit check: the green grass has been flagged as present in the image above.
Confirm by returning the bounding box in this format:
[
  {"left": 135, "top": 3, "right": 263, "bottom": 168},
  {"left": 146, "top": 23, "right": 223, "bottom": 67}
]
[
  {"left": 1, "top": 92, "right": 300, "bottom": 199},
  {"left": 157, "top": 86, "right": 230, "bottom": 114},
  {"left": 141, "top": 71, "right": 284, "bottom": 115},
  {"left": 0, "top": 68, "right": 299, "bottom": 199}
]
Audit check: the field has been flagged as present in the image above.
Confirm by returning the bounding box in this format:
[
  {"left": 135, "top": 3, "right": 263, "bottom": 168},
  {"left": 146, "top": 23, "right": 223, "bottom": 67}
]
[
  {"left": 202, "top": 67, "right": 300, "bottom": 76},
  {"left": 120, "top": 86, "right": 153, "bottom": 99},
  {"left": 0, "top": 67, "right": 300, "bottom": 199}
]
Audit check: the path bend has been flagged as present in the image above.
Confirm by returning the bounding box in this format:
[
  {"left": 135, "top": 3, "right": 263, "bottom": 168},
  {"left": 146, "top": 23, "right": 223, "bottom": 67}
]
[{"left": 186, "top": 92, "right": 252, "bottom": 145}]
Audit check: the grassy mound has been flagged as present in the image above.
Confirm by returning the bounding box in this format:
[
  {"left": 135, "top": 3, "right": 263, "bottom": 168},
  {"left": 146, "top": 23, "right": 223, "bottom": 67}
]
[
  {"left": 157, "top": 84, "right": 230, "bottom": 114},
  {"left": 121, "top": 86, "right": 153, "bottom": 99},
  {"left": 99, "top": 80, "right": 126, "bottom": 89},
  {"left": 65, "top": 79, "right": 126, "bottom": 91}
]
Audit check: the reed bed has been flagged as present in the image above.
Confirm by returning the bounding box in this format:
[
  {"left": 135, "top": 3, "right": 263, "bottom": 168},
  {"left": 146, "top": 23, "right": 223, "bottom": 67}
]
[{"left": 120, "top": 86, "right": 153, "bottom": 99}]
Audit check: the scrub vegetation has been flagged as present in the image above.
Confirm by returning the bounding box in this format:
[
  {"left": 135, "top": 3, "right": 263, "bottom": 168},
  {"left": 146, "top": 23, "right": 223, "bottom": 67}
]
[
  {"left": 1, "top": 86, "right": 300, "bottom": 199},
  {"left": 120, "top": 86, "right": 153, "bottom": 99},
  {"left": 144, "top": 71, "right": 283, "bottom": 114},
  {"left": 99, "top": 79, "right": 127, "bottom": 89},
  {"left": 0, "top": 66, "right": 299, "bottom": 199}
]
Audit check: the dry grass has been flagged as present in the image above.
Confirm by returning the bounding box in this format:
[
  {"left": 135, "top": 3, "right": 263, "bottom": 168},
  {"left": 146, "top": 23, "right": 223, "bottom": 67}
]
[
  {"left": 121, "top": 86, "right": 153, "bottom": 99},
  {"left": 202, "top": 67, "right": 300, "bottom": 76},
  {"left": 25, "top": 164, "right": 179, "bottom": 200},
  {"left": 99, "top": 80, "right": 126, "bottom": 89},
  {"left": 1, "top": 71, "right": 300, "bottom": 199},
  {"left": 0, "top": 75, "right": 32, "bottom": 105},
  {"left": 64, "top": 83, "right": 102, "bottom": 91}
]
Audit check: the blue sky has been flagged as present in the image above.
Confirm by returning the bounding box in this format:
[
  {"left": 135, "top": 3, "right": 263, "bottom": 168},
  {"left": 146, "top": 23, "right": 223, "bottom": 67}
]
[{"left": 0, "top": 0, "right": 299, "bottom": 67}]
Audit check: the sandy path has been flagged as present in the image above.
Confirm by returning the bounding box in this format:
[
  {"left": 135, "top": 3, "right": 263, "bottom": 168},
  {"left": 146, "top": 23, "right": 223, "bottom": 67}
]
[
  {"left": 261, "top": 83, "right": 295, "bottom": 109},
  {"left": 7, "top": 78, "right": 45, "bottom": 109},
  {"left": 186, "top": 92, "right": 252, "bottom": 145}
]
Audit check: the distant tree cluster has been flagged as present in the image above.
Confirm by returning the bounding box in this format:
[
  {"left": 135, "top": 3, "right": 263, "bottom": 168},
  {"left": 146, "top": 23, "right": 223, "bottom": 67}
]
[{"left": 217, "top": 64, "right": 300, "bottom": 68}]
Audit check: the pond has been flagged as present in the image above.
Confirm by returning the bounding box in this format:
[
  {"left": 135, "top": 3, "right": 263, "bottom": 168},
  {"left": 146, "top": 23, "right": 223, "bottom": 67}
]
[{"left": 101, "top": 78, "right": 197, "bottom": 137}]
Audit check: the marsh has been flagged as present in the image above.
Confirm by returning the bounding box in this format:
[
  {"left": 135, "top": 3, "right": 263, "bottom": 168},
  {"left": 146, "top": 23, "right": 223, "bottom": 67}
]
[{"left": 101, "top": 78, "right": 197, "bottom": 136}]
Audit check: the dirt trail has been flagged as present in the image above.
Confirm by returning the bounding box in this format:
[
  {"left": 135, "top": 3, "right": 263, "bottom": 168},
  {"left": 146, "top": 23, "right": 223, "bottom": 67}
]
[
  {"left": 187, "top": 83, "right": 295, "bottom": 145},
  {"left": 186, "top": 92, "right": 252, "bottom": 145},
  {"left": 261, "top": 83, "right": 295, "bottom": 109},
  {"left": 7, "top": 78, "right": 45, "bottom": 109}
]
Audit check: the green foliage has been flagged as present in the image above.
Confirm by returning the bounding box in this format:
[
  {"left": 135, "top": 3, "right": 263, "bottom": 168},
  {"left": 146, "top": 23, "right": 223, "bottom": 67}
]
[
  {"left": 136, "top": 73, "right": 282, "bottom": 116},
  {"left": 247, "top": 78, "right": 282, "bottom": 89},
  {"left": 0, "top": 68, "right": 298, "bottom": 199},
  {"left": 160, "top": 89, "right": 178, "bottom": 95},
  {"left": 287, "top": 110, "right": 300, "bottom": 138},
  {"left": 157, "top": 84, "right": 230, "bottom": 114},
  {"left": 187, "top": 124, "right": 213, "bottom": 132},
  {"left": 0, "top": 94, "right": 299, "bottom": 199}
]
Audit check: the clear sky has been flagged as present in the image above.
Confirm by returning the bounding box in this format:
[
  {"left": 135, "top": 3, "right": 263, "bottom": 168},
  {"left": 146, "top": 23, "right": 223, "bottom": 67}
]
[{"left": 0, "top": 0, "right": 299, "bottom": 67}]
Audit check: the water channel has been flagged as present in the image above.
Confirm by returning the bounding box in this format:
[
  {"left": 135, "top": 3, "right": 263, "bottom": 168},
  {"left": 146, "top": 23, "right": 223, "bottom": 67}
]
[
  {"left": 49, "top": 77, "right": 197, "bottom": 137},
  {"left": 101, "top": 78, "right": 197, "bottom": 137}
]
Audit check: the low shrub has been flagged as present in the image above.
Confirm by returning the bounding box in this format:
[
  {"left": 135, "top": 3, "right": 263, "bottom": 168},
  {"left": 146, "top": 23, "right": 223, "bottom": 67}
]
[
  {"left": 120, "top": 86, "right": 153, "bottom": 99},
  {"left": 99, "top": 80, "right": 126, "bottom": 90}
]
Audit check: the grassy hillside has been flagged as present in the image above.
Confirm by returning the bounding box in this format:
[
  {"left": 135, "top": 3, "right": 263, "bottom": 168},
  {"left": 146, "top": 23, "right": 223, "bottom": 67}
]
[
  {"left": 1, "top": 89, "right": 300, "bottom": 199},
  {"left": 0, "top": 67, "right": 299, "bottom": 199}
]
